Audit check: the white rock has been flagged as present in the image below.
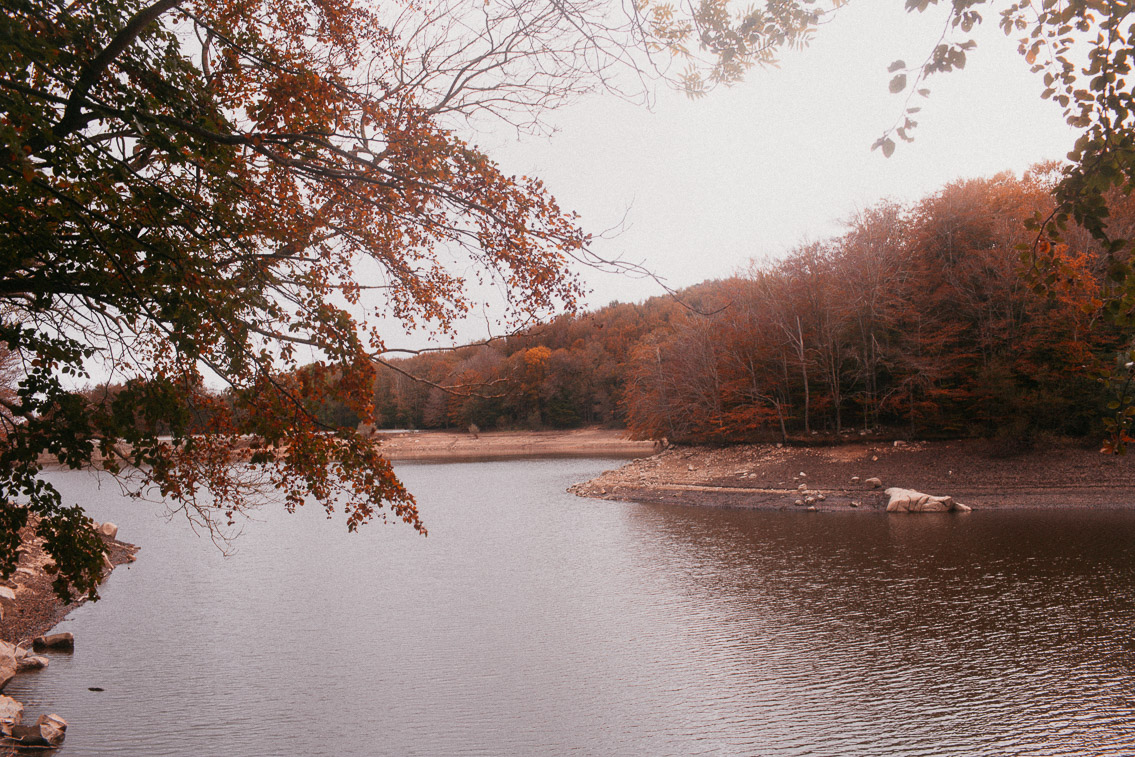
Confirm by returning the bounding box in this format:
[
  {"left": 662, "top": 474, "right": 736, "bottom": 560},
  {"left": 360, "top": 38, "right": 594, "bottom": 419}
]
[
  {"left": 851, "top": 476, "right": 861, "bottom": 484},
  {"left": 0, "top": 651, "right": 15, "bottom": 693},
  {"left": 865, "top": 477, "right": 883, "bottom": 489},
  {"left": 797, "top": 483, "right": 807, "bottom": 492},
  {"left": 885, "top": 487, "right": 970, "bottom": 513},
  {"left": 36, "top": 714, "right": 66, "bottom": 746},
  {"left": 0, "top": 695, "right": 21, "bottom": 729},
  {"left": 0, "top": 587, "right": 15, "bottom": 603},
  {"left": 16, "top": 655, "right": 47, "bottom": 672},
  {"left": 97, "top": 522, "right": 119, "bottom": 540}
]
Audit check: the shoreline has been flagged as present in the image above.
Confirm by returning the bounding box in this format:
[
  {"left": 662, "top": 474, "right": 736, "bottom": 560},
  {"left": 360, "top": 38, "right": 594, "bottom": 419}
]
[
  {"left": 0, "top": 521, "right": 137, "bottom": 750},
  {"left": 0, "top": 522, "right": 138, "bottom": 647},
  {"left": 375, "top": 427, "right": 658, "bottom": 462},
  {"left": 568, "top": 438, "right": 1135, "bottom": 512}
]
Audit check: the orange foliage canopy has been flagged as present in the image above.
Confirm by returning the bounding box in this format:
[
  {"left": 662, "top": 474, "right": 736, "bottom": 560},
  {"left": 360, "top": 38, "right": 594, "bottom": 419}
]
[{"left": 0, "top": 0, "right": 599, "bottom": 598}]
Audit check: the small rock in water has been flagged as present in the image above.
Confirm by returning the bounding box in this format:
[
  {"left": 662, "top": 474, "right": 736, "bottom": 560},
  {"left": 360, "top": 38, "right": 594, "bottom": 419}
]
[
  {"left": 32, "top": 633, "right": 73, "bottom": 653},
  {"left": 850, "top": 476, "right": 861, "bottom": 484},
  {"left": 864, "top": 477, "right": 883, "bottom": 489},
  {"left": 16, "top": 656, "right": 48, "bottom": 672},
  {"left": 807, "top": 505, "right": 817, "bottom": 511}
]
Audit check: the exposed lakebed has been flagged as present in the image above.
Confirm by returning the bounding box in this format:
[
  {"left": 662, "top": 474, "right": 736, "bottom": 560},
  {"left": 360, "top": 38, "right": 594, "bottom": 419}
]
[{"left": 7, "top": 460, "right": 1135, "bottom": 755}]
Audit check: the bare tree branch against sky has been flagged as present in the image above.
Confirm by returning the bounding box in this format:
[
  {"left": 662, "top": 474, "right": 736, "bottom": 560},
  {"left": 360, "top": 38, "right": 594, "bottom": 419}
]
[{"left": 409, "top": 1, "right": 1078, "bottom": 350}]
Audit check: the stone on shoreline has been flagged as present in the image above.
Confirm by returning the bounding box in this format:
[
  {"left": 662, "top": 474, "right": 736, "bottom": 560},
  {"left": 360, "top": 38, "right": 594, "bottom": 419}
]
[
  {"left": 0, "top": 696, "right": 21, "bottom": 728},
  {"left": 5, "top": 713, "right": 67, "bottom": 747},
  {"left": 0, "top": 645, "right": 16, "bottom": 692},
  {"left": 32, "top": 633, "right": 73, "bottom": 652},
  {"left": 885, "top": 487, "right": 973, "bottom": 513},
  {"left": 97, "top": 522, "right": 118, "bottom": 540},
  {"left": 865, "top": 477, "right": 883, "bottom": 489},
  {"left": 15, "top": 655, "right": 47, "bottom": 672}
]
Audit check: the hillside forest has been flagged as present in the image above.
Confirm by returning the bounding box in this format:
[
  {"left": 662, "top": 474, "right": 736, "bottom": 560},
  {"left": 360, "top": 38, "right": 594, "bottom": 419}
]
[{"left": 85, "top": 165, "right": 1135, "bottom": 448}]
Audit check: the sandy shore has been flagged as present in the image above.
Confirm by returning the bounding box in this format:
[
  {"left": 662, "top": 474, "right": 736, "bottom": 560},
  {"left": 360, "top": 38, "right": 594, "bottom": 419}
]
[
  {"left": 569, "top": 439, "right": 1135, "bottom": 511},
  {"left": 375, "top": 427, "right": 658, "bottom": 461}
]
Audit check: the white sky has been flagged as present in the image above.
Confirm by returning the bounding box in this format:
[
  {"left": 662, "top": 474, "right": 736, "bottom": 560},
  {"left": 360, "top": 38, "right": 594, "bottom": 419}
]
[{"left": 390, "top": 0, "right": 1079, "bottom": 349}]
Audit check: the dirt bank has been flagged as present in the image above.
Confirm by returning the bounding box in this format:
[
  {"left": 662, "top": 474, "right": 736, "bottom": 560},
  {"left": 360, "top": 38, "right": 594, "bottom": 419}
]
[
  {"left": 569, "top": 439, "right": 1135, "bottom": 511},
  {"left": 375, "top": 427, "right": 658, "bottom": 462},
  {"left": 0, "top": 523, "right": 138, "bottom": 646}
]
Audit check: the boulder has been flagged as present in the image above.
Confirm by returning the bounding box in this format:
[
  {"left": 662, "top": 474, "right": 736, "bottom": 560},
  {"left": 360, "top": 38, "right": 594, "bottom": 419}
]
[
  {"left": 6, "top": 714, "right": 66, "bottom": 748},
  {"left": 0, "top": 651, "right": 15, "bottom": 693},
  {"left": 885, "top": 487, "right": 973, "bottom": 513},
  {"left": 16, "top": 655, "right": 48, "bottom": 672},
  {"left": 864, "top": 477, "right": 883, "bottom": 489},
  {"left": 0, "top": 695, "right": 22, "bottom": 729},
  {"left": 32, "top": 633, "right": 74, "bottom": 652},
  {"left": 37, "top": 714, "right": 67, "bottom": 746},
  {"left": 0, "top": 587, "right": 14, "bottom": 603},
  {"left": 97, "top": 521, "right": 118, "bottom": 540}
]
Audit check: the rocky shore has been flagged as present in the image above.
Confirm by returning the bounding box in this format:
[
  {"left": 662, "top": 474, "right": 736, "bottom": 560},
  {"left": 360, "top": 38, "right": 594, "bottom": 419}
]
[
  {"left": 569, "top": 439, "right": 1135, "bottom": 511},
  {"left": 0, "top": 519, "right": 138, "bottom": 750}
]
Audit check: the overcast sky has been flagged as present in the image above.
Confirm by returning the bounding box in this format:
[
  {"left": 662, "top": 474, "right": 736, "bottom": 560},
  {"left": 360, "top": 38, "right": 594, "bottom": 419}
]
[{"left": 386, "top": 1, "right": 1081, "bottom": 350}]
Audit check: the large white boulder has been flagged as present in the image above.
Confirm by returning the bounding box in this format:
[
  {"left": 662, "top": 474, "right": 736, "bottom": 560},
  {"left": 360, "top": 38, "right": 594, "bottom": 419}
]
[{"left": 885, "top": 487, "right": 972, "bottom": 513}]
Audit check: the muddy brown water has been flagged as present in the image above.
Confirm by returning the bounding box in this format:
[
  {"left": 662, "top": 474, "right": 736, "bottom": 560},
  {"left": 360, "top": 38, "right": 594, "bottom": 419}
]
[{"left": 7, "top": 461, "right": 1135, "bottom": 755}]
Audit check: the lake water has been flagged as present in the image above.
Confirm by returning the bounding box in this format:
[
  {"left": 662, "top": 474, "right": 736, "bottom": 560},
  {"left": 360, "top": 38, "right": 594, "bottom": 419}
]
[{"left": 6, "top": 460, "right": 1135, "bottom": 756}]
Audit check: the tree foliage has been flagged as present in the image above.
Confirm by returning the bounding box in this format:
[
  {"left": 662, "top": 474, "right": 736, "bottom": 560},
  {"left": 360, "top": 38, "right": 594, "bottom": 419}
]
[
  {"left": 378, "top": 169, "right": 1130, "bottom": 447},
  {"left": 0, "top": 0, "right": 662, "bottom": 599}
]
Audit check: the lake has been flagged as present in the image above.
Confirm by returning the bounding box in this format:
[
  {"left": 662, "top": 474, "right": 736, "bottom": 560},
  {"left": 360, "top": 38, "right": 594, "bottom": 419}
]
[{"left": 6, "top": 459, "right": 1135, "bottom": 755}]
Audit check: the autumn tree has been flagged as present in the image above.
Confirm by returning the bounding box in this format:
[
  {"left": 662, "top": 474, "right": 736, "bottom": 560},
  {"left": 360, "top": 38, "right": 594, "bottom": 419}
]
[{"left": 0, "top": 0, "right": 667, "bottom": 599}]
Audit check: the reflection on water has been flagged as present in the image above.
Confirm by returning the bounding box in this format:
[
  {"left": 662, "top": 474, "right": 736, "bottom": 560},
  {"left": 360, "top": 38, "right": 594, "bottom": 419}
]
[{"left": 6, "top": 461, "right": 1135, "bottom": 756}]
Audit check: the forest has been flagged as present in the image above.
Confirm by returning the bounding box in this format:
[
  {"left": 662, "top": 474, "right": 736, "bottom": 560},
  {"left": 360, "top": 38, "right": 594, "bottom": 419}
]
[
  {"left": 72, "top": 163, "right": 1135, "bottom": 450},
  {"left": 360, "top": 164, "right": 1135, "bottom": 447}
]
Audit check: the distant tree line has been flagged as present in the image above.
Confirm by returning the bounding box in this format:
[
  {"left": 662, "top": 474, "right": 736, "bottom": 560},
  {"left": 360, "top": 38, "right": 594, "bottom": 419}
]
[
  {"left": 72, "top": 166, "right": 1135, "bottom": 447},
  {"left": 366, "top": 166, "right": 1135, "bottom": 446}
]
